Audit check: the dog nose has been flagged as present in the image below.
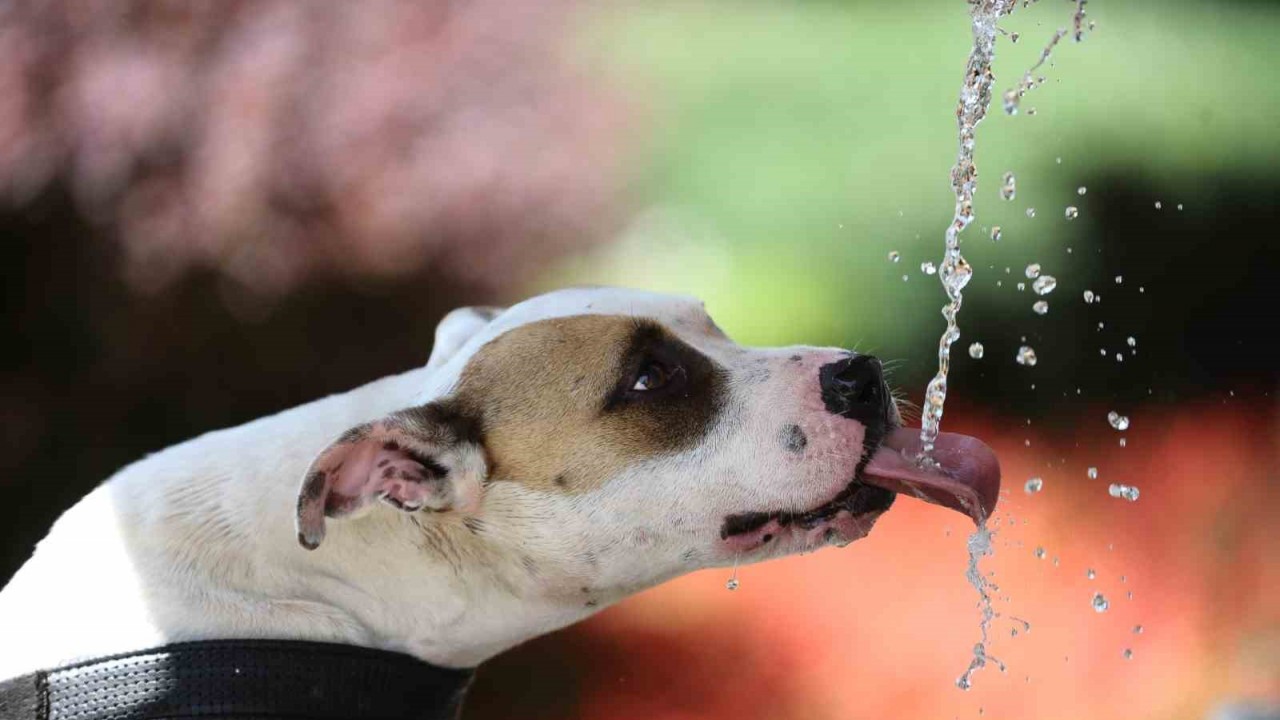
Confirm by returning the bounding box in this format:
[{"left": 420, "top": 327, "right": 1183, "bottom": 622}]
[{"left": 819, "top": 354, "right": 889, "bottom": 426}]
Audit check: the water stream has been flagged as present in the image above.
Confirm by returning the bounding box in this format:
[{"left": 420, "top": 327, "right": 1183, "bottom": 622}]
[{"left": 920, "top": 0, "right": 1094, "bottom": 691}]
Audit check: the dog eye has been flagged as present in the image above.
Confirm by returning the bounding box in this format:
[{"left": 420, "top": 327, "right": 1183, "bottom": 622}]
[{"left": 631, "top": 362, "right": 672, "bottom": 392}]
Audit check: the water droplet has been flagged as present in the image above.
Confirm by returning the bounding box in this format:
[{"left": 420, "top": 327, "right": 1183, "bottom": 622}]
[
  {"left": 1001, "top": 172, "right": 1017, "bottom": 200},
  {"left": 1115, "top": 275, "right": 1123, "bottom": 284},
  {"left": 1025, "top": 263, "right": 1042, "bottom": 279},
  {"left": 1092, "top": 592, "right": 1110, "bottom": 613},
  {"left": 725, "top": 578, "right": 739, "bottom": 590},
  {"left": 947, "top": 257, "right": 974, "bottom": 292},
  {"left": 1017, "top": 282, "right": 1026, "bottom": 292},
  {"left": 1139, "top": 286, "right": 1145, "bottom": 293},
  {"left": 1032, "top": 275, "right": 1057, "bottom": 295},
  {"left": 1053, "top": 556, "right": 1060, "bottom": 567},
  {"left": 902, "top": 275, "right": 909, "bottom": 282},
  {"left": 888, "top": 251, "right": 901, "bottom": 263},
  {"left": 1016, "top": 346, "right": 1038, "bottom": 366},
  {"left": 1133, "top": 624, "right": 1144, "bottom": 634},
  {"left": 1077, "top": 186, "right": 1087, "bottom": 196},
  {"left": 990, "top": 226, "right": 1003, "bottom": 242},
  {"left": 1064, "top": 206, "right": 1079, "bottom": 220},
  {"left": 1024, "top": 477, "right": 1043, "bottom": 494},
  {"left": 921, "top": 261, "right": 938, "bottom": 275},
  {"left": 1026, "top": 207, "right": 1036, "bottom": 218},
  {"left": 1123, "top": 648, "right": 1133, "bottom": 660},
  {"left": 1177, "top": 203, "right": 1184, "bottom": 211},
  {"left": 1119, "top": 437, "right": 1127, "bottom": 447},
  {"left": 1107, "top": 411, "right": 1131, "bottom": 431},
  {"left": 1034, "top": 546, "right": 1046, "bottom": 559},
  {"left": 1108, "top": 483, "right": 1140, "bottom": 501},
  {"left": 1154, "top": 201, "right": 1163, "bottom": 210},
  {"left": 1087, "top": 568, "right": 1096, "bottom": 579},
  {"left": 1032, "top": 300, "right": 1049, "bottom": 315},
  {"left": 969, "top": 342, "right": 985, "bottom": 359},
  {"left": 1010, "top": 31, "right": 1021, "bottom": 43},
  {"left": 1087, "top": 467, "right": 1099, "bottom": 479},
  {"left": 1083, "top": 290, "right": 1095, "bottom": 303},
  {"left": 1116, "top": 353, "right": 1124, "bottom": 362}
]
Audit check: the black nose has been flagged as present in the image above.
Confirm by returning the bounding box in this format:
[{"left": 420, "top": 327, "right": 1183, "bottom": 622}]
[{"left": 819, "top": 354, "right": 888, "bottom": 426}]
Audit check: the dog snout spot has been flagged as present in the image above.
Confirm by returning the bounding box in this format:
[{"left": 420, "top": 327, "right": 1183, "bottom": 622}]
[
  {"left": 819, "top": 354, "right": 890, "bottom": 426},
  {"left": 780, "top": 424, "right": 807, "bottom": 454}
]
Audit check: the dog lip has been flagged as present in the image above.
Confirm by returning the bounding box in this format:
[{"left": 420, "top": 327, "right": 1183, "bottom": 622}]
[{"left": 719, "top": 479, "right": 896, "bottom": 539}]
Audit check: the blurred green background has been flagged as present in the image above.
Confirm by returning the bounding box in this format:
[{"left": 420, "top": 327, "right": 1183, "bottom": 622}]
[{"left": 544, "top": 0, "right": 1278, "bottom": 395}]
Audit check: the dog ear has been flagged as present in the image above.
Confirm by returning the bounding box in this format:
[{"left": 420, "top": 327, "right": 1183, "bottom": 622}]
[
  {"left": 426, "top": 306, "right": 504, "bottom": 371},
  {"left": 295, "top": 403, "right": 486, "bottom": 550}
]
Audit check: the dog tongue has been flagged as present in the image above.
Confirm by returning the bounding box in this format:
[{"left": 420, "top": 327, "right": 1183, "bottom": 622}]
[{"left": 862, "top": 428, "right": 1001, "bottom": 524}]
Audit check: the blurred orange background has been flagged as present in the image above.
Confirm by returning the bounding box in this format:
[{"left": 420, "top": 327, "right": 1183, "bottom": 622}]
[{"left": 469, "top": 403, "right": 1278, "bottom": 719}]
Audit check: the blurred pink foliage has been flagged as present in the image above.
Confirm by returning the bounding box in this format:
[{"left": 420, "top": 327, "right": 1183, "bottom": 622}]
[{"left": 0, "top": 1, "right": 629, "bottom": 294}]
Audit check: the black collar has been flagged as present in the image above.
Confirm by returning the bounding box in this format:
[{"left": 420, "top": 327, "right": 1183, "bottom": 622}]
[{"left": 0, "top": 639, "right": 475, "bottom": 720}]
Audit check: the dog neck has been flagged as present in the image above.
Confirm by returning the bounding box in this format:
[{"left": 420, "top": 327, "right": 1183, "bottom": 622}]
[{"left": 0, "top": 365, "right": 607, "bottom": 677}]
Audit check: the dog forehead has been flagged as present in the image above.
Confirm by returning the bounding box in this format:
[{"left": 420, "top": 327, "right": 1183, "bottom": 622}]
[{"left": 501, "top": 287, "right": 703, "bottom": 328}]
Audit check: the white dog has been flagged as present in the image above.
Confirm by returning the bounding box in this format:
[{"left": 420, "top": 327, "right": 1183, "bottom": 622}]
[{"left": 0, "top": 287, "right": 997, "bottom": 685}]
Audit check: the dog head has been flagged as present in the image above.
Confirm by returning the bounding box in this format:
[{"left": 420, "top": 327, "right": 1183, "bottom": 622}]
[{"left": 295, "top": 287, "right": 998, "bottom": 616}]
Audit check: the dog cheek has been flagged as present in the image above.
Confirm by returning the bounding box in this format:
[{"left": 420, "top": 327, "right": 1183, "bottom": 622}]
[{"left": 444, "top": 445, "right": 488, "bottom": 515}]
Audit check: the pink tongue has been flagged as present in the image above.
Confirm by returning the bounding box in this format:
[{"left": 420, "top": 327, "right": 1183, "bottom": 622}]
[{"left": 862, "top": 428, "right": 1001, "bottom": 525}]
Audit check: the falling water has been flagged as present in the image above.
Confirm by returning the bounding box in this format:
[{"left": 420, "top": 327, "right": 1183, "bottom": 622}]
[
  {"left": 918, "top": 0, "right": 1097, "bottom": 692},
  {"left": 956, "top": 522, "right": 1006, "bottom": 690},
  {"left": 915, "top": 0, "right": 1017, "bottom": 692}
]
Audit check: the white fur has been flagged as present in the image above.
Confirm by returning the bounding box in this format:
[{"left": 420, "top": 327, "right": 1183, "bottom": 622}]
[{"left": 0, "top": 287, "right": 880, "bottom": 678}]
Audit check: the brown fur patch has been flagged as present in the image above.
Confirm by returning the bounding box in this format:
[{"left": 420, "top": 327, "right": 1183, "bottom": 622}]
[{"left": 451, "top": 315, "right": 725, "bottom": 492}]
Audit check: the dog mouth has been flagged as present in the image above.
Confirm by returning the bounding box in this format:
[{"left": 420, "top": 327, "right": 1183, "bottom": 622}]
[
  {"left": 719, "top": 481, "right": 896, "bottom": 540},
  {"left": 719, "top": 425, "right": 1001, "bottom": 551}
]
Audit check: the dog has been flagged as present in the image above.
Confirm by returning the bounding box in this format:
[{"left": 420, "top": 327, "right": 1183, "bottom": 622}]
[{"left": 0, "top": 286, "right": 998, "bottom": 687}]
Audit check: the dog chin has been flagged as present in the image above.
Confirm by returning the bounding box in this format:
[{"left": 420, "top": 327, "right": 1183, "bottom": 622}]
[
  {"left": 716, "top": 481, "right": 897, "bottom": 558},
  {"left": 718, "top": 505, "right": 892, "bottom": 557}
]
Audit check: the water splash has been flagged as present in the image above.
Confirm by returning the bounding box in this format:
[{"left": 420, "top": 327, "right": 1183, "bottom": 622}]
[
  {"left": 1002, "top": 0, "right": 1092, "bottom": 116},
  {"left": 956, "top": 523, "right": 1005, "bottom": 690},
  {"left": 918, "top": 0, "right": 1015, "bottom": 463}
]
